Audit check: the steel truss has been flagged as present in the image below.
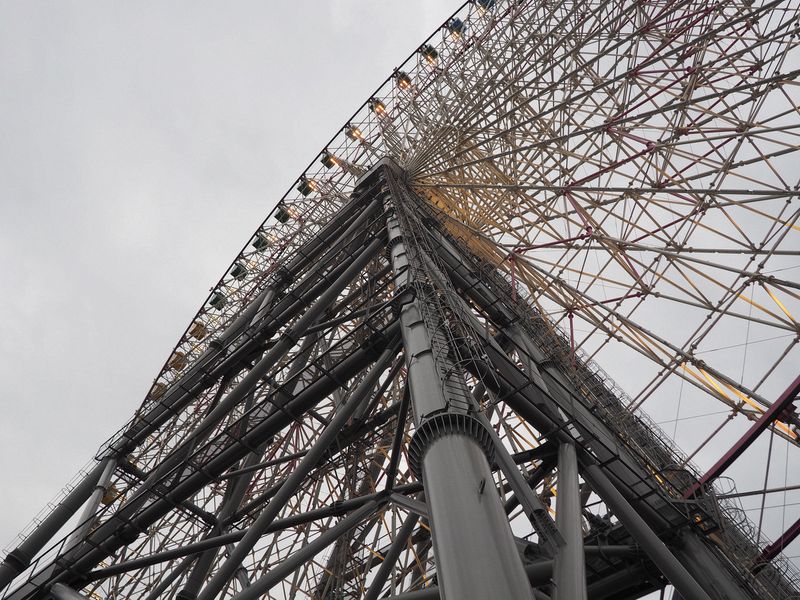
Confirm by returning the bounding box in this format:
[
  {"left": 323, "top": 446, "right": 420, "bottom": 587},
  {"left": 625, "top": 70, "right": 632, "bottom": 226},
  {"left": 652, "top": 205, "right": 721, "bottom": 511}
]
[{"left": 2, "top": 0, "right": 800, "bottom": 599}]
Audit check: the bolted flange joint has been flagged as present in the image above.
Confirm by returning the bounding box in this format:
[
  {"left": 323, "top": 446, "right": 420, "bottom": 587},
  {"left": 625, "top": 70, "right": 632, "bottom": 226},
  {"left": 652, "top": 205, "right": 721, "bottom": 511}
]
[
  {"left": 408, "top": 412, "right": 495, "bottom": 479},
  {"left": 2, "top": 548, "right": 31, "bottom": 576}
]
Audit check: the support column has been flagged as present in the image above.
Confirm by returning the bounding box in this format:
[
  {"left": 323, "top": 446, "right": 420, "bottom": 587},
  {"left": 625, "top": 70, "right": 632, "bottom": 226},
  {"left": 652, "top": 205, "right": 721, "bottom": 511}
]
[
  {"left": 553, "top": 443, "right": 587, "bottom": 600},
  {"left": 383, "top": 175, "right": 533, "bottom": 600},
  {"left": 419, "top": 436, "right": 534, "bottom": 599}
]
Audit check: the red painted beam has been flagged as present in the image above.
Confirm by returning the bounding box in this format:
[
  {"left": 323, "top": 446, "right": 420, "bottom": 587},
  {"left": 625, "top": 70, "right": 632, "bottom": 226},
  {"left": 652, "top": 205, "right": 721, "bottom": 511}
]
[
  {"left": 756, "top": 517, "right": 800, "bottom": 566},
  {"left": 683, "top": 375, "right": 800, "bottom": 499}
]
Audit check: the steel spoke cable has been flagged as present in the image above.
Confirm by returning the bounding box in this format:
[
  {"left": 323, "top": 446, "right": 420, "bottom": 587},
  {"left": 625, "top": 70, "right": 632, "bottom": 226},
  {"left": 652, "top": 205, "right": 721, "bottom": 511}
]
[
  {"left": 418, "top": 0, "right": 794, "bottom": 177},
  {"left": 419, "top": 47, "right": 799, "bottom": 184},
  {"left": 509, "top": 248, "right": 792, "bottom": 418},
  {"left": 418, "top": 0, "right": 720, "bottom": 174}
]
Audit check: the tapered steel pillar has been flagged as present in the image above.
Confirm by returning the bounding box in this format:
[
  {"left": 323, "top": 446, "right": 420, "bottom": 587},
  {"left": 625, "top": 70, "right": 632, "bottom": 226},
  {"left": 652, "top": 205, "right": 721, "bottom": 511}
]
[
  {"left": 553, "top": 442, "right": 587, "bottom": 600},
  {"left": 383, "top": 174, "right": 533, "bottom": 600}
]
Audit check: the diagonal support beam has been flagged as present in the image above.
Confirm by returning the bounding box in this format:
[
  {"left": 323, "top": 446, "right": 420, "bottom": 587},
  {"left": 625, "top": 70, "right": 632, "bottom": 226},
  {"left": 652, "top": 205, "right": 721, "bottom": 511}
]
[
  {"left": 0, "top": 461, "right": 106, "bottom": 588},
  {"left": 364, "top": 511, "right": 420, "bottom": 600},
  {"left": 389, "top": 494, "right": 428, "bottom": 518},
  {"left": 194, "top": 335, "right": 400, "bottom": 600},
  {"left": 229, "top": 501, "right": 381, "bottom": 600},
  {"left": 756, "top": 517, "right": 800, "bottom": 566},
  {"left": 683, "top": 375, "right": 800, "bottom": 499},
  {"left": 475, "top": 409, "right": 564, "bottom": 555},
  {"left": 582, "top": 463, "right": 712, "bottom": 600}
]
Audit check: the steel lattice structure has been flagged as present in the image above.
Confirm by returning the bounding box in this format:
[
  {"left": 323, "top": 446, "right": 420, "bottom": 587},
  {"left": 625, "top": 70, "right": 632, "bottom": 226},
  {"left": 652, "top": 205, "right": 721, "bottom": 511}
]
[{"left": 1, "top": 1, "right": 799, "bottom": 599}]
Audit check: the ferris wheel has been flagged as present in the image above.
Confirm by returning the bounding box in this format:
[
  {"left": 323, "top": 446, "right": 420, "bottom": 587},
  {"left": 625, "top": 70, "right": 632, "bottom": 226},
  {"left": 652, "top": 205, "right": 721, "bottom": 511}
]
[{"left": 1, "top": 1, "right": 799, "bottom": 600}]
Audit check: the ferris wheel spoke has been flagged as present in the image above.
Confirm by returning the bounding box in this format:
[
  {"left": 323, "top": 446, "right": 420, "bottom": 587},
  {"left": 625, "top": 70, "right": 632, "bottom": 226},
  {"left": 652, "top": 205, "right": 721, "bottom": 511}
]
[
  {"left": 420, "top": 0, "right": 704, "bottom": 173},
  {"left": 431, "top": 0, "right": 617, "bottom": 136},
  {"left": 420, "top": 50, "right": 798, "bottom": 184},
  {"left": 507, "top": 246, "right": 795, "bottom": 417},
  {"left": 417, "top": 0, "right": 790, "bottom": 179}
]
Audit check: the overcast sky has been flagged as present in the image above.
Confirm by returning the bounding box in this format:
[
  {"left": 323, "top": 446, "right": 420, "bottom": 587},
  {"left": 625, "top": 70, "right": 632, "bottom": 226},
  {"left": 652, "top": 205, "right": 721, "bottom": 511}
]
[
  {"left": 0, "top": 0, "right": 455, "bottom": 548},
  {"left": 0, "top": 0, "right": 796, "bottom": 582}
]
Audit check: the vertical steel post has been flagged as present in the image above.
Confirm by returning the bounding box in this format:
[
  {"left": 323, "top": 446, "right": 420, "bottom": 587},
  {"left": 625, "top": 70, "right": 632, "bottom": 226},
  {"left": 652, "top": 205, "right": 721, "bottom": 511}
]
[
  {"left": 553, "top": 443, "right": 587, "bottom": 600},
  {"left": 418, "top": 438, "right": 534, "bottom": 599},
  {"left": 383, "top": 175, "right": 533, "bottom": 600}
]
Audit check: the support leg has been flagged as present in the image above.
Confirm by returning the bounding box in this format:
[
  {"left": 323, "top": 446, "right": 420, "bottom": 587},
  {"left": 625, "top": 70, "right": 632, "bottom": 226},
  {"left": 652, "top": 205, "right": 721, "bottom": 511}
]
[{"left": 553, "top": 443, "right": 586, "bottom": 600}]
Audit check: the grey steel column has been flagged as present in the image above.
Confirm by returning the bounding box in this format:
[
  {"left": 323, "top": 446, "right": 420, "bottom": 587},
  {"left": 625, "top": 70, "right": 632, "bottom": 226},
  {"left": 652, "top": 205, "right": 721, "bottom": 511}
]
[
  {"left": 419, "top": 437, "right": 534, "bottom": 600},
  {"left": 384, "top": 179, "right": 533, "bottom": 600},
  {"left": 175, "top": 465, "right": 254, "bottom": 600},
  {"left": 553, "top": 443, "right": 587, "bottom": 600},
  {"left": 429, "top": 225, "right": 751, "bottom": 600},
  {"left": 672, "top": 533, "right": 754, "bottom": 600}
]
